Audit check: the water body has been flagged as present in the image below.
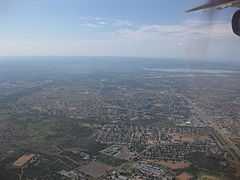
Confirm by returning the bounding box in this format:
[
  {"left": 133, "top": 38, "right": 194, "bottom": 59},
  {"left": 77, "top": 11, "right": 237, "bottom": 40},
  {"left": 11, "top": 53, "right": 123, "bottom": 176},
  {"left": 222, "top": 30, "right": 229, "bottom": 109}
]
[{"left": 144, "top": 68, "right": 239, "bottom": 74}]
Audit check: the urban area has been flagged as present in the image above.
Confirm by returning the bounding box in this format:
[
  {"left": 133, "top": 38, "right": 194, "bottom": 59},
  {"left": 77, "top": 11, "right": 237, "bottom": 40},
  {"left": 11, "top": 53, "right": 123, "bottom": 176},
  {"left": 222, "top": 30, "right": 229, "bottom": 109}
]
[{"left": 0, "top": 59, "right": 240, "bottom": 180}]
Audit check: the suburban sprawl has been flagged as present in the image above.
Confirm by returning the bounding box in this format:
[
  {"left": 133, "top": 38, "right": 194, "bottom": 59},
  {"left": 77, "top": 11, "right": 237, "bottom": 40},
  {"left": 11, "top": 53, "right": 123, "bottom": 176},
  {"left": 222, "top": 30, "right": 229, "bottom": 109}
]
[{"left": 0, "top": 58, "right": 240, "bottom": 180}]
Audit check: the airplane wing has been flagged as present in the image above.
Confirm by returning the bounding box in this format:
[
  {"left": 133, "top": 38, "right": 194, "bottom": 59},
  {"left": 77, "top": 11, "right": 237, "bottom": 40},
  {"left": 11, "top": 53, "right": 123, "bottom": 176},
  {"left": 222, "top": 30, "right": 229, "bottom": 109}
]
[{"left": 186, "top": 0, "right": 240, "bottom": 13}]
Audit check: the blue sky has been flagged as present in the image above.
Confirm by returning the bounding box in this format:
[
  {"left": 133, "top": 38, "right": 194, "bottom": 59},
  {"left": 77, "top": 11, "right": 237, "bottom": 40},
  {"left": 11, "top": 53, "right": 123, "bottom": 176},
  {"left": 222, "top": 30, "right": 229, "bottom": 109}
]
[{"left": 0, "top": 0, "right": 239, "bottom": 60}]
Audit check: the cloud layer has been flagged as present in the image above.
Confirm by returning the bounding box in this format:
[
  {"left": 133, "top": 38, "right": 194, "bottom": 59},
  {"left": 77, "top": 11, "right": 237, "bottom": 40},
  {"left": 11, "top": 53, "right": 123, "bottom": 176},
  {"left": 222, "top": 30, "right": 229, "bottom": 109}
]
[{"left": 0, "top": 17, "right": 239, "bottom": 60}]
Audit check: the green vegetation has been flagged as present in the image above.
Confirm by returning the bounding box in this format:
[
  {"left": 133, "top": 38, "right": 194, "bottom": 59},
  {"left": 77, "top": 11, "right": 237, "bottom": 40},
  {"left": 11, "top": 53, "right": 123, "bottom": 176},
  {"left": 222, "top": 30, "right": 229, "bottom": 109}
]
[
  {"left": 97, "top": 154, "right": 127, "bottom": 167},
  {"left": 185, "top": 166, "right": 229, "bottom": 180}
]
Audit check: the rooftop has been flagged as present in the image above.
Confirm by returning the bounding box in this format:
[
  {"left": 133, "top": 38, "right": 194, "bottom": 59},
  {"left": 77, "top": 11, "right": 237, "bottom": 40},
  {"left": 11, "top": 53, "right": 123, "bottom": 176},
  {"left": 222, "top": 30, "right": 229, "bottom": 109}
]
[{"left": 13, "top": 154, "right": 35, "bottom": 168}]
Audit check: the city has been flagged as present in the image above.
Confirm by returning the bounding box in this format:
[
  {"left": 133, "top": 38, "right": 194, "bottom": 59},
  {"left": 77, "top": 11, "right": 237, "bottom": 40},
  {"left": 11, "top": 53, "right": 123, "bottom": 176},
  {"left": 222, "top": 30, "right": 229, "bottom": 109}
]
[{"left": 0, "top": 58, "right": 239, "bottom": 180}]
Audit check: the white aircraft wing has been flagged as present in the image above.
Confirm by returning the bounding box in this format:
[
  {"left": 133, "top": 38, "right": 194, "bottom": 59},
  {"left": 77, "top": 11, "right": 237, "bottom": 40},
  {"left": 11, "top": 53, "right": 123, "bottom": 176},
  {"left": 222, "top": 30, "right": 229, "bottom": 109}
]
[{"left": 186, "top": 0, "right": 240, "bottom": 12}]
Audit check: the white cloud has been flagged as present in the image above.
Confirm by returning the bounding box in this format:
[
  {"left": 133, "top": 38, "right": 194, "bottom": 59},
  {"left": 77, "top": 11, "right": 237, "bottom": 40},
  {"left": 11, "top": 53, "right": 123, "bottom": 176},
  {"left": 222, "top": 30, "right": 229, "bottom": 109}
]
[
  {"left": 109, "top": 20, "right": 239, "bottom": 60},
  {"left": 112, "top": 20, "right": 133, "bottom": 28},
  {"left": 0, "top": 17, "right": 240, "bottom": 60},
  {"left": 78, "top": 17, "right": 133, "bottom": 29},
  {"left": 116, "top": 20, "right": 233, "bottom": 40}
]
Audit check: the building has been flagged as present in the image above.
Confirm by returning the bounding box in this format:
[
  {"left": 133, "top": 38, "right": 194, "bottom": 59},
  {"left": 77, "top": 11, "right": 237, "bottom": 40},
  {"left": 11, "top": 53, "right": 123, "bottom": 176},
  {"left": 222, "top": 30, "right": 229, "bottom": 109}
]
[
  {"left": 176, "top": 172, "right": 193, "bottom": 180},
  {"left": 13, "top": 154, "right": 36, "bottom": 169}
]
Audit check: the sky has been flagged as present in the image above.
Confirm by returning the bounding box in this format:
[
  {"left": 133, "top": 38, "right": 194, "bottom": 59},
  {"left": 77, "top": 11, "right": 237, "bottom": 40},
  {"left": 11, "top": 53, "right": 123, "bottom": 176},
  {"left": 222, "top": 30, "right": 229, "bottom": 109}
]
[{"left": 0, "top": 0, "right": 240, "bottom": 60}]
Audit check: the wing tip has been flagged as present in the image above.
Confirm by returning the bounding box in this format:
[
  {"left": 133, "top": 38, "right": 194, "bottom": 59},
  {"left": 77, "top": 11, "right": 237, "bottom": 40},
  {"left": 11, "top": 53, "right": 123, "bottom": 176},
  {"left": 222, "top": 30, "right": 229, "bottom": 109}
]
[
  {"left": 185, "top": 7, "right": 203, "bottom": 13},
  {"left": 186, "top": 9, "right": 193, "bottom": 13}
]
